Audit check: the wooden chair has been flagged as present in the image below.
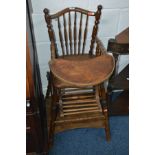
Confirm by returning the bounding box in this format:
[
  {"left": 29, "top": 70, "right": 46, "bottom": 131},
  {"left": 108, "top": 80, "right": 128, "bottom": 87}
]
[
  {"left": 43, "top": 5, "right": 115, "bottom": 147},
  {"left": 107, "top": 28, "right": 129, "bottom": 115}
]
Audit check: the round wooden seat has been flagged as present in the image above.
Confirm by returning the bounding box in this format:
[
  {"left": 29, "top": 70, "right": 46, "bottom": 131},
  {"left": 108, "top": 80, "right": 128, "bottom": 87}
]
[{"left": 49, "top": 54, "right": 115, "bottom": 87}]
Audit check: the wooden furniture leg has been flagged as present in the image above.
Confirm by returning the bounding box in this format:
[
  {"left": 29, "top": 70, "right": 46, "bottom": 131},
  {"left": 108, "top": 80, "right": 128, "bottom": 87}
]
[
  {"left": 96, "top": 85, "right": 111, "bottom": 141},
  {"left": 99, "top": 83, "right": 106, "bottom": 101},
  {"left": 48, "top": 98, "right": 55, "bottom": 147},
  {"left": 48, "top": 83, "right": 58, "bottom": 147},
  {"left": 106, "top": 89, "right": 112, "bottom": 115},
  {"left": 103, "top": 108, "right": 111, "bottom": 141}
]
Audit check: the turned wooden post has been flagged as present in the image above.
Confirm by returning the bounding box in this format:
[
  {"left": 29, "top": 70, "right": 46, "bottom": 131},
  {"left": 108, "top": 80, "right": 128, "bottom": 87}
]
[
  {"left": 82, "top": 15, "right": 89, "bottom": 54},
  {"left": 58, "top": 17, "right": 65, "bottom": 56},
  {"left": 43, "top": 8, "right": 58, "bottom": 59},
  {"left": 68, "top": 12, "right": 73, "bottom": 55},
  {"left": 74, "top": 11, "right": 77, "bottom": 55},
  {"left": 103, "top": 108, "right": 111, "bottom": 141},
  {"left": 96, "top": 42, "right": 100, "bottom": 56},
  {"left": 89, "top": 5, "right": 102, "bottom": 55}
]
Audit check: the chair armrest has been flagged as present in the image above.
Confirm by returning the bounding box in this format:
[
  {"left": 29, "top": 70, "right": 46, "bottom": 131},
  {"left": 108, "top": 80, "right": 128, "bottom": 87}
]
[{"left": 95, "top": 37, "right": 107, "bottom": 56}]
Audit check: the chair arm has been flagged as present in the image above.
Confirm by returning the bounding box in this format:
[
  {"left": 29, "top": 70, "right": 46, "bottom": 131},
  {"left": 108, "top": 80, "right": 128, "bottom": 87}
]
[{"left": 95, "top": 37, "right": 107, "bottom": 56}]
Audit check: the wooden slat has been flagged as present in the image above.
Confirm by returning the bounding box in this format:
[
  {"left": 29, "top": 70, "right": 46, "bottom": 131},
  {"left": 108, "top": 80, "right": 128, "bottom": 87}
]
[
  {"left": 58, "top": 17, "right": 65, "bottom": 56},
  {"left": 62, "top": 99, "right": 96, "bottom": 105},
  {"left": 63, "top": 109, "right": 101, "bottom": 116},
  {"left": 63, "top": 90, "right": 94, "bottom": 95},
  {"left": 62, "top": 95, "right": 95, "bottom": 100},
  {"left": 62, "top": 92, "right": 94, "bottom": 97},
  {"left": 59, "top": 99, "right": 64, "bottom": 117},
  {"left": 63, "top": 107, "right": 99, "bottom": 112},
  {"left": 63, "top": 103, "right": 98, "bottom": 108},
  {"left": 78, "top": 13, "right": 83, "bottom": 54},
  {"left": 64, "top": 87, "right": 93, "bottom": 92},
  {"left": 74, "top": 11, "right": 77, "bottom": 54},
  {"left": 63, "top": 14, "right": 69, "bottom": 55},
  {"left": 55, "top": 115, "right": 104, "bottom": 124},
  {"left": 82, "top": 15, "right": 89, "bottom": 54},
  {"left": 68, "top": 12, "right": 73, "bottom": 55}
]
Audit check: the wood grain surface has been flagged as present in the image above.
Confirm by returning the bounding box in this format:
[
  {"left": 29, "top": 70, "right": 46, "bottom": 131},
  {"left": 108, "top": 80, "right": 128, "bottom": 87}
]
[{"left": 49, "top": 54, "right": 114, "bottom": 87}]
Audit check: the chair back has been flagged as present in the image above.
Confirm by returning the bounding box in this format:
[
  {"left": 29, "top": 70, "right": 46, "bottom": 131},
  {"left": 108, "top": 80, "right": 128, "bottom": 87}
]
[{"left": 43, "top": 5, "right": 102, "bottom": 59}]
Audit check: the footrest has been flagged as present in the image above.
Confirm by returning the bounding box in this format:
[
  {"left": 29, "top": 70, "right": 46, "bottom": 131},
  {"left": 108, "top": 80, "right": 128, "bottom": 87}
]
[{"left": 59, "top": 87, "right": 102, "bottom": 116}]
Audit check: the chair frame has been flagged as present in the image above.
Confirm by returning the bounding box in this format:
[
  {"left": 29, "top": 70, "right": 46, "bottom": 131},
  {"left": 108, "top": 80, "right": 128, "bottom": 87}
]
[{"left": 43, "top": 5, "right": 111, "bottom": 147}]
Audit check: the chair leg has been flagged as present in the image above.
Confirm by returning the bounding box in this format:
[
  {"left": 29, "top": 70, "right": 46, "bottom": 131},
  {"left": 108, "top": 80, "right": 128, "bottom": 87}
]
[
  {"left": 48, "top": 82, "right": 58, "bottom": 148},
  {"left": 48, "top": 121, "right": 54, "bottom": 147},
  {"left": 103, "top": 108, "right": 111, "bottom": 141},
  {"left": 106, "top": 89, "right": 112, "bottom": 116},
  {"left": 99, "top": 83, "right": 106, "bottom": 101},
  {"left": 48, "top": 96, "right": 56, "bottom": 147},
  {"left": 96, "top": 85, "right": 110, "bottom": 141},
  {"left": 95, "top": 85, "right": 102, "bottom": 112}
]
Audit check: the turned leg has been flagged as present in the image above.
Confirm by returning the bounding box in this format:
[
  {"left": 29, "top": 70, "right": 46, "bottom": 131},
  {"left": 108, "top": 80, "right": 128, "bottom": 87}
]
[
  {"left": 103, "top": 108, "right": 111, "bottom": 141},
  {"left": 99, "top": 83, "right": 106, "bottom": 102},
  {"left": 105, "top": 87, "right": 113, "bottom": 116},
  {"left": 96, "top": 85, "right": 110, "bottom": 141},
  {"left": 48, "top": 76, "right": 58, "bottom": 148},
  {"left": 48, "top": 93, "right": 56, "bottom": 147}
]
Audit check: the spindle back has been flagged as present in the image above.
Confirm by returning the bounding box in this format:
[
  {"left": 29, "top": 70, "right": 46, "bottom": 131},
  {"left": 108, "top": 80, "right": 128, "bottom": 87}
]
[{"left": 43, "top": 5, "right": 102, "bottom": 59}]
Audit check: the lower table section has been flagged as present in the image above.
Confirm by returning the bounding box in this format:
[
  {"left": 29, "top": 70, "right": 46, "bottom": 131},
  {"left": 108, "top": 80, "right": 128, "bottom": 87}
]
[
  {"left": 54, "top": 112, "right": 105, "bottom": 133},
  {"left": 46, "top": 86, "right": 111, "bottom": 146},
  {"left": 46, "top": 88, "right": 106, "bottom": 134}
]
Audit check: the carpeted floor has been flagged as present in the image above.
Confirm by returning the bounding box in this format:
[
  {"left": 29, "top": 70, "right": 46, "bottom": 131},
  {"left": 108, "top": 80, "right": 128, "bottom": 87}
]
[{"left": 48, "top": 116, "right": 129, "bottom": 155}]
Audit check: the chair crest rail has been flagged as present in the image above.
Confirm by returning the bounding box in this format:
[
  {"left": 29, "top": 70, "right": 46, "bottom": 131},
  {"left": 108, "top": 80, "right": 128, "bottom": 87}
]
[{"left": 49, "top": 7, "right": 96, "bottom": 19}]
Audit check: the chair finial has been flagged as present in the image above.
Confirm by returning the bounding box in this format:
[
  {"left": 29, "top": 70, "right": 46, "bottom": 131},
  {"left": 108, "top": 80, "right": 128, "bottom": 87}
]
[
  {"left": 97, "top": 5, "right": 103, "bottom": 11},
  {"left": 43, "top": 8, "right": 49, "bottom": 14}
]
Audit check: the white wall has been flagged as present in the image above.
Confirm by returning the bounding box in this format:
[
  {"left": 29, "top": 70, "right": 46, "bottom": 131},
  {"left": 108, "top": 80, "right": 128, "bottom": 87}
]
[{"left": 30, "top": 0, "right": 129, "bottom": 94}]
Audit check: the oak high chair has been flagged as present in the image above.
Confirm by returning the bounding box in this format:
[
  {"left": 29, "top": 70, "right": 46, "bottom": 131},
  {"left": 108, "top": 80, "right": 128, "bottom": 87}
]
[{"left": 43, "top": 5, "right": 115, "bottom": 147}]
